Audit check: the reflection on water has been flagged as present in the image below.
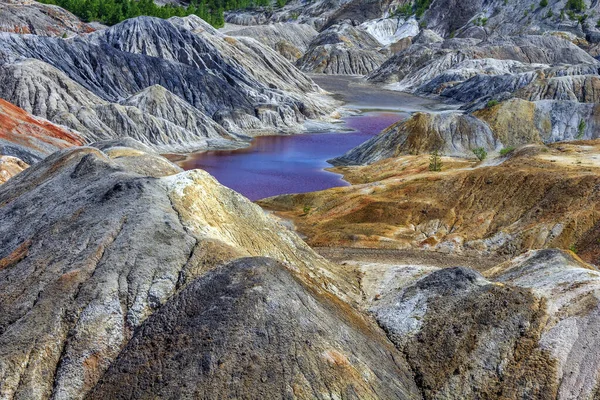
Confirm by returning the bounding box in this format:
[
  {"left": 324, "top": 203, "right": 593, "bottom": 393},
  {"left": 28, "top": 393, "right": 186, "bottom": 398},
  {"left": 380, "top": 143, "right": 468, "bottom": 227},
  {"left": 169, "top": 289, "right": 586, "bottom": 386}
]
[{"left": 177, "top": 112, "right": 404, "bottom": 200}]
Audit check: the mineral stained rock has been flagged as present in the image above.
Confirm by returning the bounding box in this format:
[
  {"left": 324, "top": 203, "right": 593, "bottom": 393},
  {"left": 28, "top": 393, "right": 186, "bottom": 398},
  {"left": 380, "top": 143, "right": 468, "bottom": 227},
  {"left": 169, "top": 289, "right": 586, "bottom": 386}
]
[
  {"left": 0, "top": 97, "right": 83, "bottom": 163},
  {"left": 89, "top": 257, "right": 420, "bottom": 399},
  {"left": 368, "top": 249, "right": 600, "bottom": 399},
  {"left": 261, "top": 142, "right": 600, "bottom": 263},
  {"left": 0, "top": 155, "right": 27, "bottom": 184}
]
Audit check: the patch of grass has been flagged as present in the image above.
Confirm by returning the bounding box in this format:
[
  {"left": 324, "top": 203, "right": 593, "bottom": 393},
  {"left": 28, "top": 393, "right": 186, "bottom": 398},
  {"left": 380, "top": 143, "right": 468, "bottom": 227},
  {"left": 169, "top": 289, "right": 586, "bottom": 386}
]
[
  {"left": 500, "top": 146, "right": 516, "bottom": 156},
  {"left": 303, "top": 205, "right": 311, "bottom": 214},
  {"left": 569, "top": 244, "right": 578, "bottom": 254}
]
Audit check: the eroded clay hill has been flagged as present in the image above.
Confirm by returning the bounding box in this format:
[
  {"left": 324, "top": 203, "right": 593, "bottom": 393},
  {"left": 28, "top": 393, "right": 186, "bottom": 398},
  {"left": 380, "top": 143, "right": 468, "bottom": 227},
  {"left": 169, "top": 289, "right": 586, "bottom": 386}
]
[
  {"left": 3, "top": 140, "right": 600, "bottom": 399},
  {"left": 0, "top": 139, "right": 384, "bottom": 399},
  {"left": 0, "top": 15, "right": 337, "bottom": 153}
]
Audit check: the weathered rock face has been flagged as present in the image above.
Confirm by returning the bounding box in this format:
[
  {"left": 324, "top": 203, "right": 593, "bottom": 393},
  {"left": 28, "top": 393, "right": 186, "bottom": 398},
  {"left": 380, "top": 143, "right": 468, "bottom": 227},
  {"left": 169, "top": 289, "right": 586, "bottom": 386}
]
[
  {"left": 321, "top": 0, "right": 401, "bottom": 28},
  {"left": 363, "top": 249, "right": 600, "bottom": 399},
  {"left": 331, "top": 111, "right": 498, "bottom": 164},
  {"left": 0, "top": 0, "right": 96, "bottom": 36},
  {"left": 89, "top": 257, "right": 420, "bottom": 399},
  {"left": 333, "top": 97, "right": 600, "bottom": 163},
  {"left": 370, "top": 35, "right": 598, "bottom": 93},
  {"left": 0, "top": 141, "right": 360, "bottom": 399},
  {"left": 486, "top": 250, "right": 600, "bottom": 400},
  {"left": 0, "top": 155, "right": 27, "bottom": 184},
  {"left": 0, "top": 16, "right": 334, "bottom": 152},
  {"left": 225, "top": 0, "right": 355, "bottom": 29},
  {"left": 224, "top": 22, "right": 319, "bottom": 61},
  {"left": 297, "top": 23, "right": 388, "bottom": 75},
  {"left": 0, "top": 59, "right": 244, "bottom": 153},
  {"left": 261, "top": 142, "right": 600, "bottom": 263},
  {"left": 421, "top": 0, "right": 593, "bottom": 38},
  {"left": 372, "top": 265, "right": 555, "bottom": 399},
  {"left": 0, "top": 96, "right": 83, "bottom": 163}
]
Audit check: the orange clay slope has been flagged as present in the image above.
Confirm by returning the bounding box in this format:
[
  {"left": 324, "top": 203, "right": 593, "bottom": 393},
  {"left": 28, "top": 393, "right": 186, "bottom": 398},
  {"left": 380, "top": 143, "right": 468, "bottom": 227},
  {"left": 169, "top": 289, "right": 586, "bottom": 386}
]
[
  {"left": 259, "top": 142, "right": 600, "bottom": 265},
  {"left": 0, "top": 98, "right": 83, "bottom": 163}
]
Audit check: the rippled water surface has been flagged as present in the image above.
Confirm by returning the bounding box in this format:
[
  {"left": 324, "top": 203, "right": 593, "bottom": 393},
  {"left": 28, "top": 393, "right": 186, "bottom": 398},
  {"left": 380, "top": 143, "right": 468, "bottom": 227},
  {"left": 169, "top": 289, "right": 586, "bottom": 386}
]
[{"left": 178, "top": 112, "right": 403, "bottom": 200}]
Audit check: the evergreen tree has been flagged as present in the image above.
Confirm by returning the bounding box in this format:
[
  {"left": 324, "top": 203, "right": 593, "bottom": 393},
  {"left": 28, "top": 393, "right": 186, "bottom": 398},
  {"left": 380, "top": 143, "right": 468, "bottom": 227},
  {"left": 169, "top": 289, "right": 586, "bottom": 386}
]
[{"left": 38, "top": 0, "right": 275, "bottom": 28}]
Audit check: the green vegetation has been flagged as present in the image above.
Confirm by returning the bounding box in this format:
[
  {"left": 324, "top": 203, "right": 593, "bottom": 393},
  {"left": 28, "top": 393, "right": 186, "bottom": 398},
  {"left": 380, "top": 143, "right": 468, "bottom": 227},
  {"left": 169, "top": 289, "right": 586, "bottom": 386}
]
[
  {"left": 566, "top": 0, "right": 586, "bottom": 12},
  {"left": 429, "top": 150, "right": 443, "bottom": 172},
  {"left": 486, "top": 99, "right": 499, "bottom": 108},
  {"left": 577, "top": 119, "right": 586, "bottom": 139},
  {"left": 303, "top": 205, "right": 311, "bottom": 214},
  {"left": 569, "top": 244, "right": 578, "bottom": 254},
  {"left": 395, "top": 2, "right": 414, "bottom": 17},
  {"left": 474, "top": 16, "right": 488, "bottom": 26},
  {"left": 37, "top": 0, "right": 283, "bottom": 28},
  {"left": 472, "top": 147, "right": 488, "bottom": 161},
  {"left": 415, "top": 0, "right": 431, "bottom": 18},
  {"left": 394, "top": 0, "right": 432, "bottom": 18},
  {"left": 500, "top": 146, "right": 516, "bottom": 156},
  {"left": 539, "top": 0, "right": 548, "bottom": 7}
]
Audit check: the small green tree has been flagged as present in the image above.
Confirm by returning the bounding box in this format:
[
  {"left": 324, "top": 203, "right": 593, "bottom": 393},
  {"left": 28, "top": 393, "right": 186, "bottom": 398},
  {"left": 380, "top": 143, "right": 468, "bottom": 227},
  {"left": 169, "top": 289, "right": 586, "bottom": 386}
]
[
  {"left": 429, "top": 150, "right": 443, "bottom": 172},
  {"left": 472, "top": 147, "right": 487, "bottom": 161},
  {"left": 540, "top": 0, "right": 548, "bottom": 7},
  {"left": 577, "top": 120, "right": 586, "bottom": 139}
]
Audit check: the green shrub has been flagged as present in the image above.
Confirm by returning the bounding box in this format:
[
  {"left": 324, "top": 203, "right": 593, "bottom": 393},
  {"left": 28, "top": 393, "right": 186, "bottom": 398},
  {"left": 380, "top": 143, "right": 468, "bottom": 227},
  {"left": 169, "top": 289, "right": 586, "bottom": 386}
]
[
  {"left": 395, "top": 2, "right": 414, "bottom": 17},
  {"left": 415, "top": 0, "right": 431, "bottom": 18},
  {"left": 303, "top": 205, "right": 311, "bottom": 214},
  {"left": 500, "top": 146, "right": 516, "bottom": 156},
  {"left": 486, "top": 99, "right": 499, "bottom": 108},
  {"left": 566, "top": 0, "right": 586, "bottom": 12},
  {"left": 472, "top": 147, "right": 488, "bottom": 161},
  {"left": 540, "top": 0, "right": 548, "bottom": 7}
]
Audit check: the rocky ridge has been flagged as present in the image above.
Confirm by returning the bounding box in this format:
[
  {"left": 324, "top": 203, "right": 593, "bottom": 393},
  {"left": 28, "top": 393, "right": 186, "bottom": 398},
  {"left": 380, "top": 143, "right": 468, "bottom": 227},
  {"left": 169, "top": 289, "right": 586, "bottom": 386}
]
[
  {"left": 0, "top": 15, "right": 336, "bottom": 153},
  {"left": 0, "top": 0, "right": 96, "bottom": 37}
]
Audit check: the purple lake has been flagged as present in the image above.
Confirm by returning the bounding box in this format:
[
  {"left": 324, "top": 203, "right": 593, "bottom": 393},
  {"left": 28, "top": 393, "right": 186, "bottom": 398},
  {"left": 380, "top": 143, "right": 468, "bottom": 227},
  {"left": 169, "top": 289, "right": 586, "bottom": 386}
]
[
  {"left": 178, "top": 112, "right": 404, "bottom": 200},
  {"left": 175, "top": 76, "right": 446, "bottom": 200}
]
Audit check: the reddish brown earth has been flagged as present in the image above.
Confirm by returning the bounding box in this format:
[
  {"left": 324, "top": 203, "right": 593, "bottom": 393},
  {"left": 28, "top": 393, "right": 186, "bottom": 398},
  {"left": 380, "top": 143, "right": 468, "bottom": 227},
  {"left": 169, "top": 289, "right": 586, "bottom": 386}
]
[{"left": 0, "top": 98, "right": 84, "bottom": 161}]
